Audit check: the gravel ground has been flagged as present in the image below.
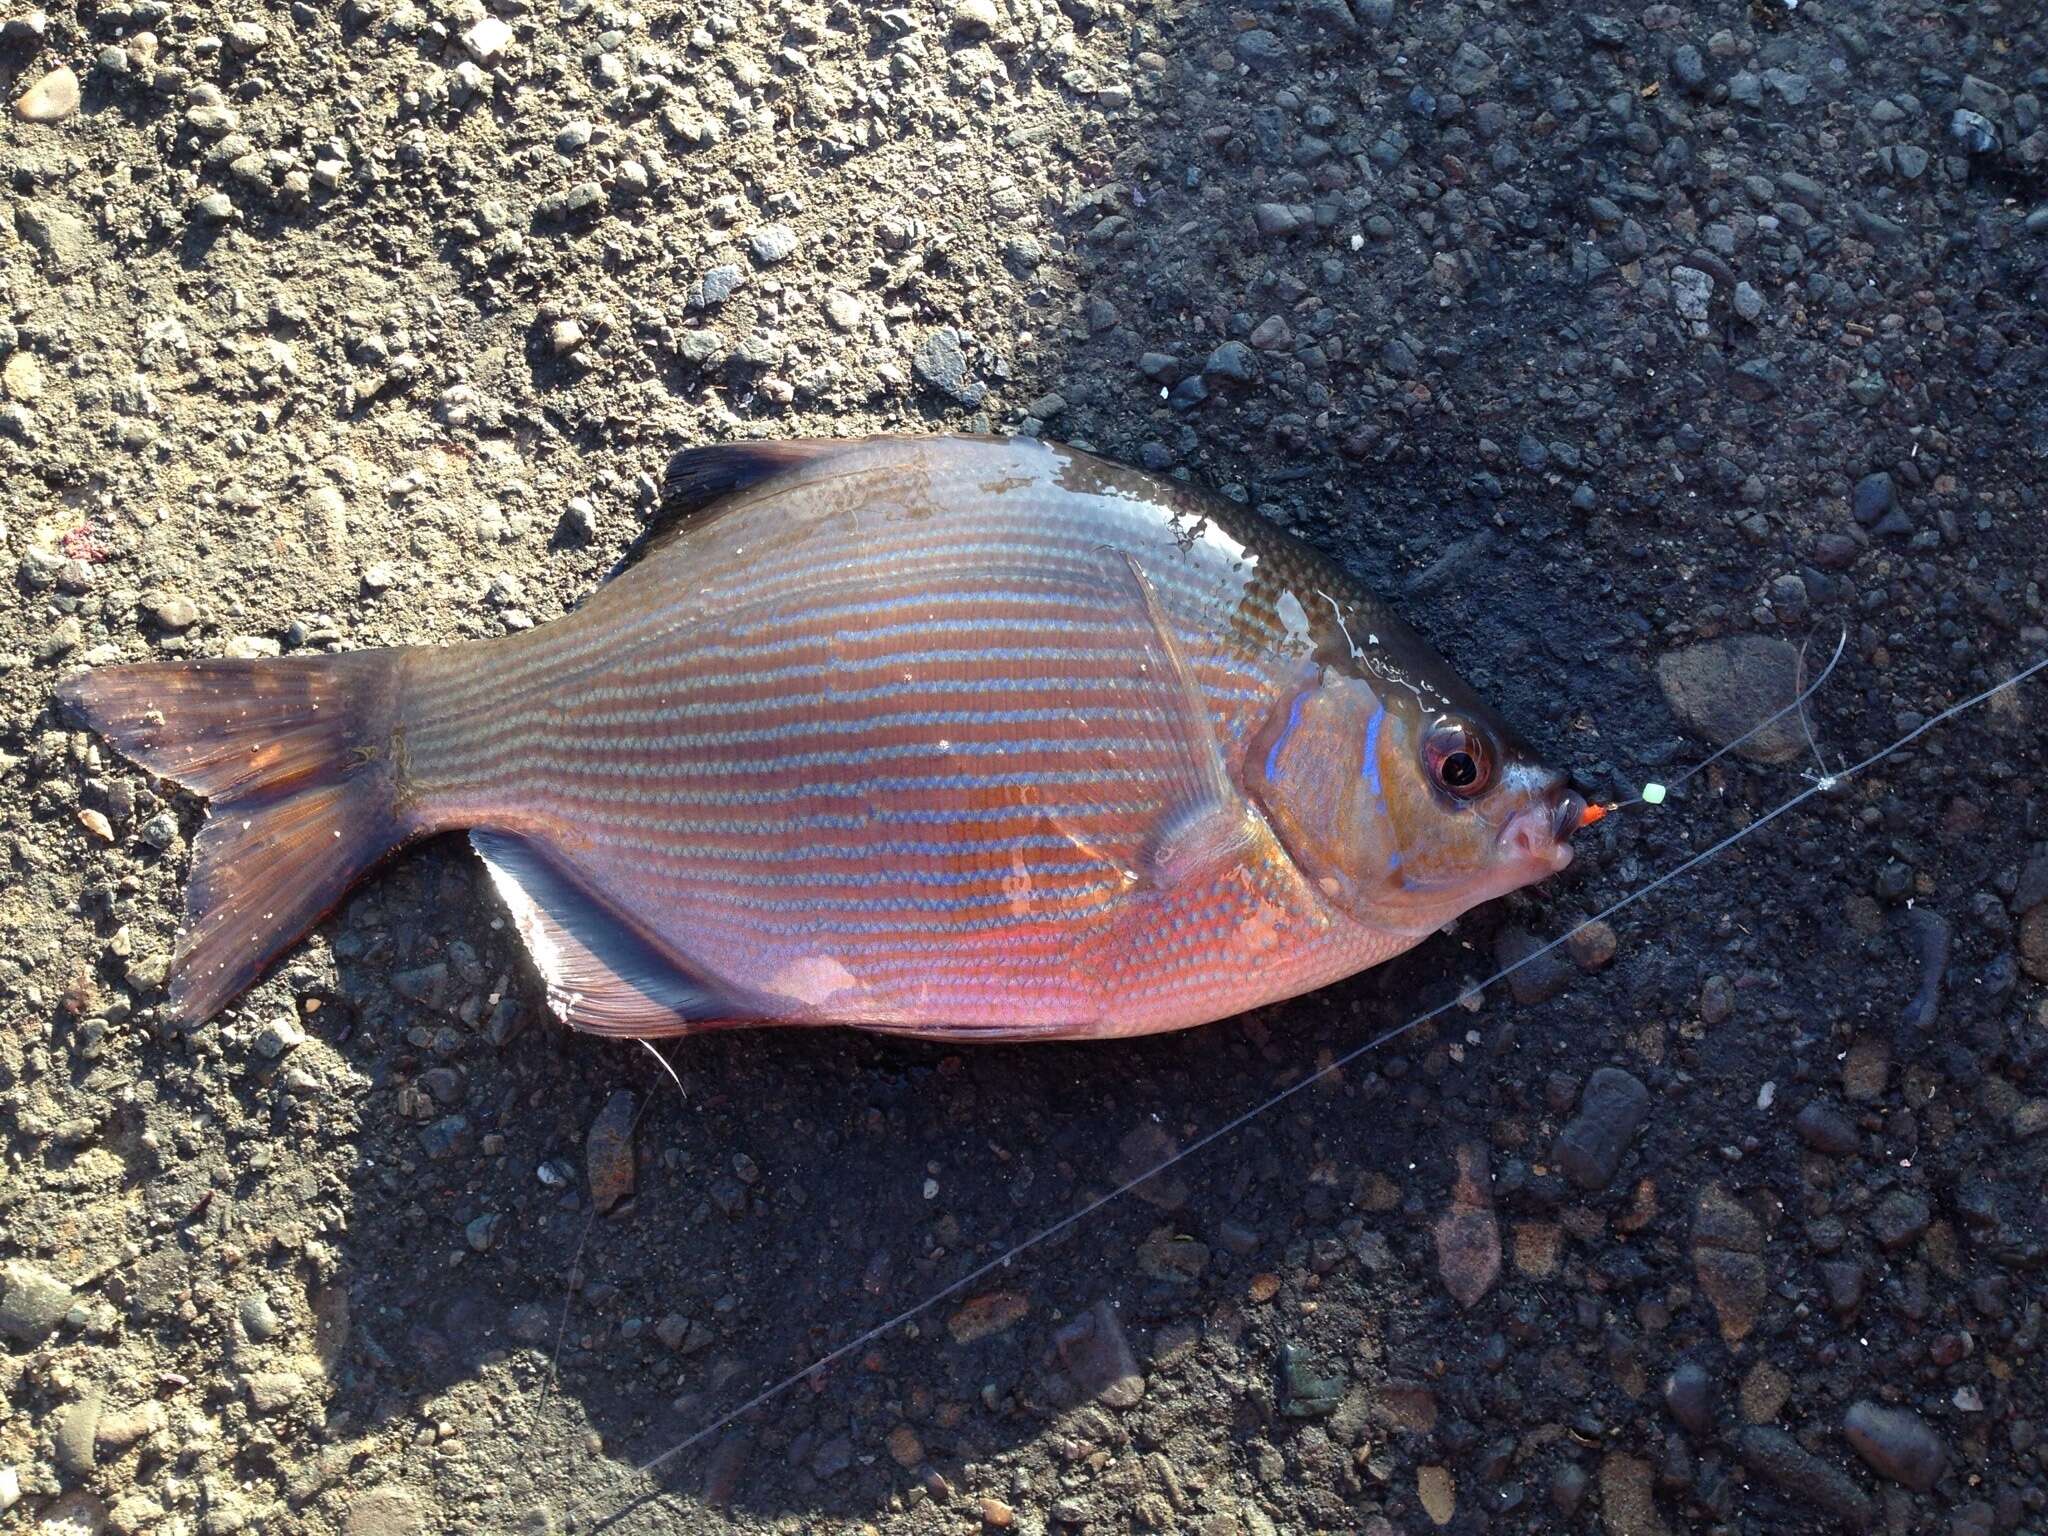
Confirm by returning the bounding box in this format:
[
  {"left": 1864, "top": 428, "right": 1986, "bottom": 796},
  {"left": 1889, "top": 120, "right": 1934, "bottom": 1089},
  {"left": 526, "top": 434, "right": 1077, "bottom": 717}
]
[{"left": 5, "top": 0, "right": 2047, "bottom": 1533}]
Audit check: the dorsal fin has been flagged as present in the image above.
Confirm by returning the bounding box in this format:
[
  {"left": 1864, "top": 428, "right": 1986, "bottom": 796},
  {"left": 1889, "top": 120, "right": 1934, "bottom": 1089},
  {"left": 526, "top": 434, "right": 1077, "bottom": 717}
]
[{"left": 609, "top": 439, "right": 856, "bottom": 576}]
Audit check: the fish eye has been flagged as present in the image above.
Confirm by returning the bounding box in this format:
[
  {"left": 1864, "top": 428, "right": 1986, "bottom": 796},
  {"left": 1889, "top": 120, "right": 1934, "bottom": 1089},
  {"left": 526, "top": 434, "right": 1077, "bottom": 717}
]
[{"left": 1425, "top": 721, "right": 1492, "bottom": 799}]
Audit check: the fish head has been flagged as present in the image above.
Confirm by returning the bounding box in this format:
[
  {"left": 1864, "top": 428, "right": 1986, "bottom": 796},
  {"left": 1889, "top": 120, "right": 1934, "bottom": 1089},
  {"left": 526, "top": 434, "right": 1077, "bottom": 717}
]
[{"left": 1245, "top": 669, "right": 1583, "bottom": 936}]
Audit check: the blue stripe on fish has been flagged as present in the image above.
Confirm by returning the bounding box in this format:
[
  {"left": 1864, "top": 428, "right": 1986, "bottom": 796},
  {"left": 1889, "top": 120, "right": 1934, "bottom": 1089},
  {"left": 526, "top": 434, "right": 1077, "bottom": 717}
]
[
  {"left": 1265, "top": 689, "right": 1309, "bottom": 782},
  {"left": 1361, "top": 703, "right": 1386, "bottom": 797}
]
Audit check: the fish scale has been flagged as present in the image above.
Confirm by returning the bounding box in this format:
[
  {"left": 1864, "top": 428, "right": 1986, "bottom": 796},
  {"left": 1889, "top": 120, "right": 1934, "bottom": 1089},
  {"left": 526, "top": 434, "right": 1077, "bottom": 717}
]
[{"left": 60, "top": 434, "right": 1581, "bottom": 1037}]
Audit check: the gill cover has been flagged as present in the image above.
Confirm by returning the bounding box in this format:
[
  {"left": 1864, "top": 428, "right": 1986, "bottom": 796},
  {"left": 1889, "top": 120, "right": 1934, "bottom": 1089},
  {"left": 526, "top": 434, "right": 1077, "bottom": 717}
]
[{"left": 1244, "top": 670, "right": 1562, "bottom": 934}]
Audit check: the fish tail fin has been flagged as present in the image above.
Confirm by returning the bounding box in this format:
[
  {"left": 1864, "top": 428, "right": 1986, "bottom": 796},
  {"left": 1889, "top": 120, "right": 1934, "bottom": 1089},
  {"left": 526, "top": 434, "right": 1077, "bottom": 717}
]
[{"left": 57, "top": 650, "right": 414, "bottom": 1025}]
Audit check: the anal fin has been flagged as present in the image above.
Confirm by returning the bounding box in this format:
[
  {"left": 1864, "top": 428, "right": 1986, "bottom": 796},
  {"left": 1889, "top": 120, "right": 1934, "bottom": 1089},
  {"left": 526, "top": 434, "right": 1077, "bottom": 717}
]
[{"left": 470, "top": 830, "right": 740, "bottom": 1037}]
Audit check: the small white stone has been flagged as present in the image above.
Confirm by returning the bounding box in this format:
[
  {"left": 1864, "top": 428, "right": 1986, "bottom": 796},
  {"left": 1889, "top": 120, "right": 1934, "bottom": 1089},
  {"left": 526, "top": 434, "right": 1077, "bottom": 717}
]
[
  {"left": 462, "top": 15, "right": 512, "bottom": 63},
  {"left": 0, "top": 1464, "right": 18, "bottom": 1512},
  {"left": 252, "top": 1015, "right": 305, "bottom": 1059},
  {"left": 1641, "top": 781, "right": 1667, "bottom": 806}
]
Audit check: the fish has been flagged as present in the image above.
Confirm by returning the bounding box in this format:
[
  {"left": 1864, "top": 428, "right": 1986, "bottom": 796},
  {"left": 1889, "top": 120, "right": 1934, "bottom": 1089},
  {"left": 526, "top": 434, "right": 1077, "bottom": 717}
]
[{"left": 58, "top": 434, "right": 1587, "bottom": 1041}]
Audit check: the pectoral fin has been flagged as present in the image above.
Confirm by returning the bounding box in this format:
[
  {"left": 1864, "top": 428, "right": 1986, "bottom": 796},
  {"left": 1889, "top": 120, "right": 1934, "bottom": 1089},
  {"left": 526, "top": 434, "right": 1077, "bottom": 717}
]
[{"left": 1112, "top": 552, "right": 1264, "bottom": 888}]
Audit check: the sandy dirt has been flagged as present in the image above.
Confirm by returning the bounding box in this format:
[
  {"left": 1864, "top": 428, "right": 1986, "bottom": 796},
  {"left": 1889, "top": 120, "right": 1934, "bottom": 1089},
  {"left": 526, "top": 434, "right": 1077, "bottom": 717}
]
[{"left": 4, "top": 0, "right": 2046, "bottom": 1533}]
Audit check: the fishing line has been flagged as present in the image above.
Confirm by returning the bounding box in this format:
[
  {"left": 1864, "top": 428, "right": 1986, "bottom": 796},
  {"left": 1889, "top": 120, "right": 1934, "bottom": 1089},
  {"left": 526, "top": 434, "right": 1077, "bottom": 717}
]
[
  {"left": 527, "top": 1040, "right": 686, "bottom": 1436},
  {"left": 1596, "top": 627, "right": 1847, "bottom": 817},
  {"left": 576, "top": 646, "right": 2047, "bottom": 1529}
]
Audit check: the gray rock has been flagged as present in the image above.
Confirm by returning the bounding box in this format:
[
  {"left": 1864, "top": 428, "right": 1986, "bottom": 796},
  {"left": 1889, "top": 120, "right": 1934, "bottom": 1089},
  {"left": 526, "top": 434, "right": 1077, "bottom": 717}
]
[
  {"left": 418, "top": 1114, "right": 472, "bottom": 1160},
  {"left": 1731, "top": 357, "right": 1781, "bottom": 399},
  {"left": 1254, "top": 202, "right": 1308, "bottom": 236},
  {"left": 1495, "top": 924, "right": 1571, "bottom": 1005},
  {"left": 1867, "top": 1188, "right": 1930, "bottom": 1250},
  {"left": 1664, "top": 1360, "right": 1715, "bottom": 1436},
  {"left": 1234, "top": 28, "right": 1284, "bottom": 69},
  {"left": 0, "top": 1261, "right": 72, "bottom": 1344},
  {"left": 747, "top": 223, "right": 798, "bottom": 264},
  {"left": 1553, "top": 1068, "right": 1652, "bottom": 1190},
  {"left": 16, "top": 202, "right": 93, "bottom": 274},
  {"left": 55, "top": 1393, "right": 101, "bottom": 1477},
  {"left": 240, "top": 1293, "right": 281, "bottom": 1342},
  {"left": 1671, "top": 265, "right": 1713, "bottom": 324},
  {"left": 1794, "top": 1102, "right": 1859, "bottom": 1155},
  {"left": 1053, "top": 1301, "right": 1145, "bottom": 1408},
  {"left": 1654, "top": 636, "right": 1810, "bottom": 763},
  {"left": 1203, "top": 340, "right": 1257, "bottom": 382},
  {"left": 1843, "top": 1401, "right": 1946, "bottom": 1492},
  {"left": 951, "top": 0, "right": 998, "bottom": 37},
  {"left": 1851, "top": 472, "right": 1897, "bottom": 526},
  {"left": 687, "top": 265, "right": 743, "bottom": 309},
  {"left": 1950, "top": 108, "right": 1999, "bottom": 154},
  {"left": 1733, "top": 281, "right": 1764, "bottom": 322},
  {"left": 911, "top": 327, "right": 986, "bottom": 405},
  {"left": 1738, "top": 1427, "right": 1873, "bottom": 1531}
]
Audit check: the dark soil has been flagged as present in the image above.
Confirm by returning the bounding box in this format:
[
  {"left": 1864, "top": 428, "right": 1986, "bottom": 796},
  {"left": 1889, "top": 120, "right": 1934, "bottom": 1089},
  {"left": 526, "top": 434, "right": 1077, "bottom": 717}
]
[{"left": 4, "top": 0, "right": 2046, "bottom": 1533}]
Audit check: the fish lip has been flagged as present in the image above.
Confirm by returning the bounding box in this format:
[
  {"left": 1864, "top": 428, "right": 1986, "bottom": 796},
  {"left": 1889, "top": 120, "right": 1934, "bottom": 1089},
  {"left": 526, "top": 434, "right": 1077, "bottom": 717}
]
[{"left": 1551, "top": 789, "right": 1588, "bottom": 845}]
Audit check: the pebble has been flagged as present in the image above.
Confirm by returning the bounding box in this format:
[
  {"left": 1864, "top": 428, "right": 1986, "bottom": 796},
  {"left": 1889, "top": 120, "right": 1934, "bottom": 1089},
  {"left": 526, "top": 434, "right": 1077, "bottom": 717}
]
[
  {"left": 548, "top": 318, "right": 585, "bottom": 356},
  {"left": 418, "top": 1114, "right": 471, "bottom": 1160},
  {"left": 1598, "top": 1453, "right": 1663, "bottom": 1535},
  {"left": 1738, "top": 1427, "right": 1873, "bottom": 1531},
  {"left": 1416, "top": 1464, "right": 1455, "bottom": 1525},
  {"left": 13, "top": 64, "right": 79, "bottom": 122},
  {"left": 0, "top": 1259, "right": 72, "bottom": 1344},
  {"left": 54, "top": 1394, "right": 100, "bottom": 1477},
  {"left": 911, "top": 328, "right": 986, "bottom": 406},
  {"left": 951, "top": 0, "right": 998, "bottom": 37},
  {"left": 1670, "top": 265, "right": 1712, "bottom": 325},
  {"left": 2, "top": 351, "right": 43, "bottom": 400},
  {"left": 1851, "top": 471, "right": 1897, "bottom": 526},
  {"left": 1432, "top": 1142, "right": 1500, "bottom": 1307},
  {"left": 1692, "top": 1184, "right": 1766, "bottom": 1343},
  {"left": 0, "top": 1465, "right": 14, "bottom": 1512},
  {"left": 748, "top": 223, "right": 798, "bottom": 264},
  {"left": 252, "top": 1014, "right": 305, "bottom": 1059},
  {"left": 36, "top": 1492, "right": 109, "bottom": 1535},
  {"left": 823, "top": 291, "right": 865, "bottom": 331},
  {"left": 1671, "top": 43, "right": 1707, "bottom": 92},
  {"left": 1895, "top": 906, "right": 1949, "bottom": 1030},
  {"left": 1052, "top": 1301, "right": 1144, "bottom": 1408},
  {"left": 1664, "top": 1360, "right": 1715, "bottom": 1436},
  {"left": 462, "top": 15, "right": 512, "bottom": 63},
  {"left": 1204, "top": 340, "right": 1258, "bottom": 382},
  {"left": 585, "top": 1090, "right": 637, "bottom": 1212},
  {"left": 946, "top": 1290, "right": 1028, "bottom": 1344},
  {"left": 1654, "top": 636, "right": 1809, "bottom": 763},
  {"left": 1553, "top": 1067, "right": 1651, "bottom": 1190},
  {"left": 1866, "top": 1188, "right": 1930, "bottom": 1250},
  {"left": 142, "top": 591, "right": 200, "bottom": 631},
  {"left": 193, "top": 192, "right": 235, "bottom": 223},
  {"left": 1495, "top": 924, "right": 1572, "bottom": 1004},
  {"left": 1843, "top": 1401, "right": 1946, "bottom": 1492},
  {"left": 1793, "top": 1101, "right": 1858, "bottom": 1155},
  {"left": 240, "top": 1293, "right": 281, "bottom": 1342},
  {"left": 2015, "top": 905, "right": 2048, "bottom": 982},
  {"left": 1277, "top": 1342, "right": 1346, "bottom": 1419},
  {"left": 1565, "top": 919, "right": 1617, "bottom": 971}
]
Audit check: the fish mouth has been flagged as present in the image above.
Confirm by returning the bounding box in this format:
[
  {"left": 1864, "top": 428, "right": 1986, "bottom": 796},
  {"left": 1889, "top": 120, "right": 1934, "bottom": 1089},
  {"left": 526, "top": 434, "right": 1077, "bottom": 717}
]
[
  {"left": 1500, "top": 783, "right": 1584, "bottom": 874},
  {"left": 1551, "top": 788, "right": 1590, "bottom": 845}
]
